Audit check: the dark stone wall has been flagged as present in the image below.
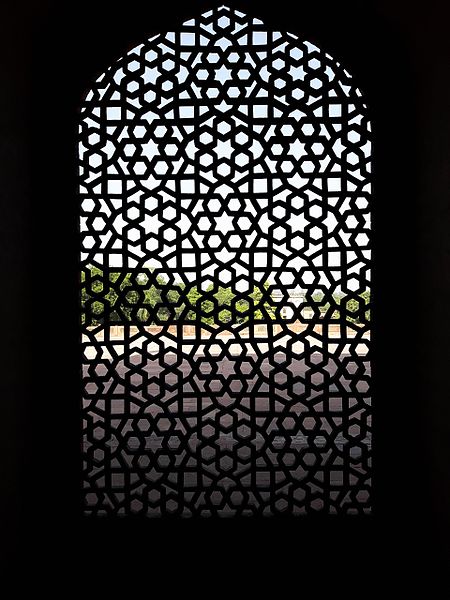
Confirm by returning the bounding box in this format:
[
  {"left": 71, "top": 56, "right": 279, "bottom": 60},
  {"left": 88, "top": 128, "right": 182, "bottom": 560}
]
[{"left": 1, "top": 0, "right": 449, "bottom": 586}]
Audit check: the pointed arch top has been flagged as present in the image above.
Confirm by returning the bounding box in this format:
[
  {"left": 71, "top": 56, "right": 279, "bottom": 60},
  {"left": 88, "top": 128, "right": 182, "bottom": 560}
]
[{"left": 79, "top": 4, "right": 371, "bottom": 272}]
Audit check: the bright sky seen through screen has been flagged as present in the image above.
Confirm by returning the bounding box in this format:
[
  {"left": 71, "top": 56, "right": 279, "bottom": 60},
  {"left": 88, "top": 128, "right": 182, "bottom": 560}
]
[{"left": 79, "top": 6, "right": 371, "bottom": 292}]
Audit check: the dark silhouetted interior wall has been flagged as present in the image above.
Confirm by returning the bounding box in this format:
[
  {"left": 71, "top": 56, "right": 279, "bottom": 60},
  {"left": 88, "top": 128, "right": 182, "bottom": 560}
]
[{"left": 1, "top": 0, "right": 449, "bottom": 584}]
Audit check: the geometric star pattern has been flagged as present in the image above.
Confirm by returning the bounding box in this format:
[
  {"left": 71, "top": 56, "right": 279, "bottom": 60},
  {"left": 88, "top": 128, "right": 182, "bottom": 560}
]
[{"left": 79, "top": 5, "right": 371, "bottom": 516}]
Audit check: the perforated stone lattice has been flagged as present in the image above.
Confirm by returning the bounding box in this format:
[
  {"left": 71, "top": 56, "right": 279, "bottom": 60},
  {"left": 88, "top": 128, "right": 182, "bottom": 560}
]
[{"left": 79, "top": 6, "right": 372, "bottom": 516}]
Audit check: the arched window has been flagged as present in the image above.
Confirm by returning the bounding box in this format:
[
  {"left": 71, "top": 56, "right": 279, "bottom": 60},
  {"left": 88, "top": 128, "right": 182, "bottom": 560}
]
[{"left": 79, "top": 5, "right": 371, "bottom": 516}]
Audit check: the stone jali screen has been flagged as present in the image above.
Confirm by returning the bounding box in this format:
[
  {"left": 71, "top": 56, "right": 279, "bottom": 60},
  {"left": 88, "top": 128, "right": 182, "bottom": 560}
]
[{"left": 79, "top": 6, "right": 372, "bottom": 516}]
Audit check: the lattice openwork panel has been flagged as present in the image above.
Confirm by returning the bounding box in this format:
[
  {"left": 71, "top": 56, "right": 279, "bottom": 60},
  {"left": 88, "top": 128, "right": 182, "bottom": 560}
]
[{"left": 79, "top": 5, "right": 372, "bottom": 516}]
